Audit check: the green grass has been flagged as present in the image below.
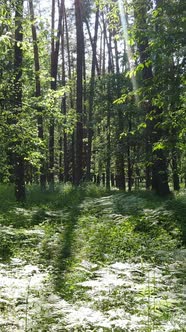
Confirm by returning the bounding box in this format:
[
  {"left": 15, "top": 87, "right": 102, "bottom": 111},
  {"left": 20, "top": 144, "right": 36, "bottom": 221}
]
[{"left": 0, "top": 183, "right": 185, "bottom": 331}]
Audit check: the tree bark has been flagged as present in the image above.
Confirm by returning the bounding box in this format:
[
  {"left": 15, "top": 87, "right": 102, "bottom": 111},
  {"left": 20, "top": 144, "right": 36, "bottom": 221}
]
[
  {"left": 48, "top": 0, "right": 63, "bottom": 190},
  {"left": 105, "top": 29, "right": 113, "bottom": 190},
  {"left": 74, "top": 0, "right": 84, "bottom": 185},
  {"left": 84, "top": 15, "right": 100, "bottom": 76},
  {"left": 29, "top": 0, "right": 46, "bottom": 191},
  {"left": 14, "top": 0, "right": 25, "bottom": 201},
  {"left": 64, "top": 7, "right": 75, "bottom": 182},
  {"left": 127, "top": 116, "right": 132, "bottom": 192},
  {"left": 86, "top": 8, "right": 99, "bottom": 180},
  {"left": 133, "top": 0, "right": 170, "bottom": 195},
  {"left": 60, "top": 4, "right": 69, "bottom": 182},
  {"left": 114, "top": 38, "right": 126, "bottom": 190}
]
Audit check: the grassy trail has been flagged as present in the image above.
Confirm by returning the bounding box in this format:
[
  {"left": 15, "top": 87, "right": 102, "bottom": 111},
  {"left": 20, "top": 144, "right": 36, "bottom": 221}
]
[{"left": 0, "top": 184, "right": 185, "bottom": 331}]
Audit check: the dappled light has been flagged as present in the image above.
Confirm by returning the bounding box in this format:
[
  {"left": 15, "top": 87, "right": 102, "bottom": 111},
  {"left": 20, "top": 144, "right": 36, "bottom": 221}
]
[{"left": 0, "top": 184, "right": 185, "bottom": 330}]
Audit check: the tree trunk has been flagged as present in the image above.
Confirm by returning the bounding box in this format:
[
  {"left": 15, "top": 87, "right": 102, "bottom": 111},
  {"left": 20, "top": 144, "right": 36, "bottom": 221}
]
[
  {"left": 14, "top": 0, "right": 25, "bottom": 201},
  {"left": 86, "top": 8, "right": 99, "bottom": 180},
  {"left": 172, "top": 149, "right": 180, "bottom": 191},
  {"left": 48, "top": 0, "right": 56, "bottom": 190},
  {"left": 84, "top": 15, "right": 100, "bottom": 76},
  {"left": 151, "top": 149, "right": 170, "bottom": 196},
  {"left": 29, "top": 0, "right": 46, "bottom": 191},
  {"left": 61, "top": 6, "right": 69, "bottom": 182},
  {"left": 127, "top": 117, "right": 132, "bottom": 191},
  {"left": 100, "top": 16, "right": 106, "bottom": 75},
  {"left": 64, "top": 7, "right": 75, "bottom": 182},
  {"left": 114, "top": 38, "right": 126, "bottom": 190},
  {"left": 105, "top": 31, "right": 113, "bottom": 190},
  {"left": 49, "top": 0, "right": 63, "bottom": 190},
  {"left": 133, "top": 0, "right": 170, "bottom": 196},
  {"left": 106, "top": 97, "right": 111, "bottom": 190},
  {"left": 74, "top": 0, "right": 84, "bottom": 185}
]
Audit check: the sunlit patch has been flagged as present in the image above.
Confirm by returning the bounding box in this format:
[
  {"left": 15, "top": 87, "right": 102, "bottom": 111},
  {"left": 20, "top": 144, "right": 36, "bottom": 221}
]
[
  {"left": 0, "top": 260, "right": 47, "bottom": 331},
  {"left": 118, "top": 0, "right": 139, "bottom": 103},
  {"left": 0, "top": 191, "right": 185, "bottom": 330}
]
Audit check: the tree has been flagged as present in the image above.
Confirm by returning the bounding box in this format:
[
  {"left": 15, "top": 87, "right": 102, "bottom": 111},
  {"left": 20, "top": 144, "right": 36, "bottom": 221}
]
[
  {"left": 0, "top": 0, "right": 185, "bottom": 198},
  {"left": 114, "top": 38, "right": 126, "bottom": 191},
  {"left": 74, "top": 0, "right": 84, "bottom": 185},
  {"left": 86, "top": 6, "right": 99, "bottom": 180},
  {"left": 133, "top": 0, "right": 170, "bottom": 195},
  {"left": 29, "top": 0, "right": 46, "bottom": 190},
  {"left": 48, "top": 0, "right": 64, "bottom": 190},
  {"left": 13, "top": 0, "right": 26, "bottom": 201}
]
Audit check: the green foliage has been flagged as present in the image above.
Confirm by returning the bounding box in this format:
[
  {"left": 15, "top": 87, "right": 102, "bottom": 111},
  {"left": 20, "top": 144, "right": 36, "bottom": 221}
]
[
  {"left": 165, "top": 193, "right": 186, "bottom": 244},
  {"left": 0, "top": 229, "right": 14, "bottom": 260},
  {"left": 0, "top": 185, "right": 185, "bottom": 330},
  {"left": 76, "top": 193, "right": 181, "bottom": 264},
  {"left": 0, "top": 184, "right": 16, "bottom": 211}
]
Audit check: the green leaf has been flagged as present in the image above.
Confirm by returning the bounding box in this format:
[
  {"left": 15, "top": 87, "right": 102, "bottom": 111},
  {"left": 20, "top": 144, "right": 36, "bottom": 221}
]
[{"left": 153, "top": 142, "right": 166, "bottom": 152}]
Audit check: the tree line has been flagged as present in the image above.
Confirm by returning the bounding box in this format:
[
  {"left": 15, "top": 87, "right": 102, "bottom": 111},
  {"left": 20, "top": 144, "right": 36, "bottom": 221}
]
[{"left": 0, "top": 0, "right": 185, "bottom": 201}]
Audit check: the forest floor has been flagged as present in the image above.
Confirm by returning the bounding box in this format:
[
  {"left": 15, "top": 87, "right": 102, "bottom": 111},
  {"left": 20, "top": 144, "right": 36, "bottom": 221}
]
[{"left": 0, "top": 184, "right": 186, "bottom": 331}]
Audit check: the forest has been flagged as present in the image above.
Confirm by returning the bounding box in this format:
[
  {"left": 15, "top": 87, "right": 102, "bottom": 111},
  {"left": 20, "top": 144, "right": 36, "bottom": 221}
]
[
  {"left": 0, "top": 0, "right": 186, "bottom": 331},
  {"left": 0, "top": 0, "right": 185, "bottom": 199}
]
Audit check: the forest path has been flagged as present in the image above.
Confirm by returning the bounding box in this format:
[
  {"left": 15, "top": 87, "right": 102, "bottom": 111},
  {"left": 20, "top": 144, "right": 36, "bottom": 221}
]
[{"left": 0, "top": 193, "right": 186, "bottom": 331}]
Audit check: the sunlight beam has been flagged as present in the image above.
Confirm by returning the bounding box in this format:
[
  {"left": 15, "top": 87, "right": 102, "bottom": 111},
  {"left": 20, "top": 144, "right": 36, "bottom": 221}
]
[{"left": 118, "top": 0, "right": 138, "bottom": 102}]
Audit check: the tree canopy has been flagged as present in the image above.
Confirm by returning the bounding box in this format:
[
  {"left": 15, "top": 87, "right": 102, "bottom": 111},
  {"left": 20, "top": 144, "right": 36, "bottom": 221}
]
[{"left": 0, "top": 0, "right": 185, "bottom": 200}]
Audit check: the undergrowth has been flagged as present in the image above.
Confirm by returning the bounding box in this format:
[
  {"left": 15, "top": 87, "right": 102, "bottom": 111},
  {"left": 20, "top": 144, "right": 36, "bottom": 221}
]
[{"left": 0, "top": 183, "right": 185, "bottom": 331}]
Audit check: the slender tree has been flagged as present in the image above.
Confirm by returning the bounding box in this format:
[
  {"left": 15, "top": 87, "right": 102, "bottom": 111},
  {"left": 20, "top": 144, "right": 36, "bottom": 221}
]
[
  {"left": 86, "top": 7, "right": 99, "bottom": 180},
  {"left": 49, "top": 0, "right": 63, "bottom": 189},
  {"left": 133, "top": 0, "right": 170, "bottom": 195},
  {"left": 64, "top": 6, "right": 76, "bottom": 182},
  {"left": 114, "top": 38, "right": 126, "bottom": 190},
  {"left": 29, "top": 0, "right": 46, "bottom": 190},
  {"left": 74, "top": 0, "right": 84, "bottom": 185},
  {"left": 60, "top": 1, "right": 69, "bottom": 182},
  {"left": 13, "top": 0, "right": 26, "bottom": 201},
  {"left": 105, "top": 26, "right": 113, "bottom": 190}
]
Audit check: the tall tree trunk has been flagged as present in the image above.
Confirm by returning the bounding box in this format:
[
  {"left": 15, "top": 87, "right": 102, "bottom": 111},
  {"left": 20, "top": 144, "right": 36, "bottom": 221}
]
[
  {"left": 64, "top": 6, "right": 75, "bottom": 182},
  {"left": 172, "top": 148, "right": 180, "bottom": 191},
  {"left": 86, "top": 7, "right": 99, "bottom": 180},
  {"left": 60, "top": 4, "right": 69, "bottom": 182},
  {"left": 106, "top": 92, "right": 111, "bottom": 190},
  {"left": 48, "top": 0, "right": 56, "bottom": 190},
  {"left": 14, "top": 0, "right": 25, "bottom": 201},
  {"left": 133, "top": 1, "right": 153, "bottom": 190},
  {"left": 82, "top": 23, "right": 87, "bottom": 177},
  {"left": 84, "top": 15, "right": 100, "bottom": 76},
  {"left": 29, "top": 0, "right": 46, "bottom": 191},
  {"left": 127, "top": 116, "right": 132, "bottom": 191},
  {"left": 133, "top": 0, "right": 170, "bottom": 196},
  {"left": 74, "top": 0, "right": 84, "bottom": 185},
  {"left": 49, "top": 0, "right": 63, "bottom": 190},
  {"left": 105, "top": 29, "right": 113, "bottom": 190},
  {"left": 114, "top": 38, "right": 126, "bottom": 190},
  {"left": 100, "top": 16, "right": 106, "bottom": 75}
]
